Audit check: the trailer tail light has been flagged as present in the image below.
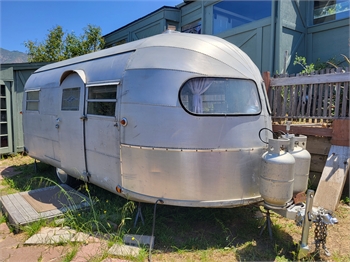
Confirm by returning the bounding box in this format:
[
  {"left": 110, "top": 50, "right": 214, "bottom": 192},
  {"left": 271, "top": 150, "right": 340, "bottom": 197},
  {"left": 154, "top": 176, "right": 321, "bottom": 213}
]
[
  {"left": 120, "top": 117, "right": 128, "bottom": 126},
  {"left": 116, "top": 185, "right": 123, "bottom": 193}
]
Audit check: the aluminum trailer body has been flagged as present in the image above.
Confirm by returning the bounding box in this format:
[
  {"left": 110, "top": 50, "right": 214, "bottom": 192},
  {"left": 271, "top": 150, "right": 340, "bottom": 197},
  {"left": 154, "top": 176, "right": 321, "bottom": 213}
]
[{"left": 23, "top": 31, "right": 272, "bottom": 207}]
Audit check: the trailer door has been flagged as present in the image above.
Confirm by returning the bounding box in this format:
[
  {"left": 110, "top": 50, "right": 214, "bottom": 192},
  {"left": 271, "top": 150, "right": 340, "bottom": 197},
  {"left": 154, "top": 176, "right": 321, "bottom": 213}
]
[
  {"left": 84, "top": 83, "right": 121, "bottom": 192},
  {"left": 58, "top": 72, "right": 87, "bottom": 180}
]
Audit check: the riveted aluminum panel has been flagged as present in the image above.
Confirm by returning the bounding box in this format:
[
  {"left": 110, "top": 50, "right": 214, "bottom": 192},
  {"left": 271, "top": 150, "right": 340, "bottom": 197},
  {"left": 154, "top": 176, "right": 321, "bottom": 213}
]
[{"left": 120, "top": 145, "right": 264, "bottom": 207}]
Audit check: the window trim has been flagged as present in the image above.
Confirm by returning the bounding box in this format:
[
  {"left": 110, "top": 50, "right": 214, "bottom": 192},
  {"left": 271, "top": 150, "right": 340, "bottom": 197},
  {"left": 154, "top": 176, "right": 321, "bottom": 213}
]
[{"left": 178, "top": 77, "right": 262, "bottom": 117}]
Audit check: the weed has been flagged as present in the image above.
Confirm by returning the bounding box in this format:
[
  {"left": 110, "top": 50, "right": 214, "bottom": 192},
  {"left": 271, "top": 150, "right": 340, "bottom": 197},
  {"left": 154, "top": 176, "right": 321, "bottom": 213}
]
[
  {"left": 342, "top": 196, "right": 350, "bottom": 205},
  {"left": 22, "top": 219, "right": 46, "bottom": 237},
  {"left": 37, "top": 253, "right": 43, "bottom": 262},
  {"left": 62, "top": 245, "right": 79, "bottom": 262},
  {"left": 0, "top": 213, "right": 7, "bottom": 224}
]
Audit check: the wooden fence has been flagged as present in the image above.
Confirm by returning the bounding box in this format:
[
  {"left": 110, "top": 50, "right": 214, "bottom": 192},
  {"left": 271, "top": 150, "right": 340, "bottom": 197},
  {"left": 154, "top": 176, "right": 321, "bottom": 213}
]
[{"left": 265, "top": 68, "right": 350, "bottom": 123}]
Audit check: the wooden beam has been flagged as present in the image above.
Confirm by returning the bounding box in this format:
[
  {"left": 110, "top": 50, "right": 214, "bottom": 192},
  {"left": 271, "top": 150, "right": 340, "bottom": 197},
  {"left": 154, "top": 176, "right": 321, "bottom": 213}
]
[
  {"left": 262, "top": 71, "right": 271, "bottom": 93},
  {"left": 331, "top": 119, "right": 350, "bottom": 146},
  {"left": 272, "top": 124, "right": 333, "bottom": 137},
  {"left": 270, "top": 72, "right": 350, "bottom": 86}
]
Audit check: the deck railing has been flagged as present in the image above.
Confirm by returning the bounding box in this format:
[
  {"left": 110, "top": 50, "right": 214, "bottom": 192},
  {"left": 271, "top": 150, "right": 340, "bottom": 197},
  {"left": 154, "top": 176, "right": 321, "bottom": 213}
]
[{"left": 266, "top": 68, "right": 350, "bottom": 123}]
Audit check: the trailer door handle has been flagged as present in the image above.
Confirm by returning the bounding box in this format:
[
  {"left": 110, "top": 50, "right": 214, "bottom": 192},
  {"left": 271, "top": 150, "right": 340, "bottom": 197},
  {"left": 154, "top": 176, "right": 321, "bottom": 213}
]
[{"left": 80, "top": 115, "right": 88, "bottom": 121}]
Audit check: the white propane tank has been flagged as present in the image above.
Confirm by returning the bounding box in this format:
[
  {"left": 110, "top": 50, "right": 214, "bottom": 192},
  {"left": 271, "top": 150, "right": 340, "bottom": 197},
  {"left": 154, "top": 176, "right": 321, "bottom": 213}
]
[
  {"left": 284, "top": 135, "right": 311, "bottom": 194},
  {"left": 260, "top": 138, "right": 295, "bottom": 208}
]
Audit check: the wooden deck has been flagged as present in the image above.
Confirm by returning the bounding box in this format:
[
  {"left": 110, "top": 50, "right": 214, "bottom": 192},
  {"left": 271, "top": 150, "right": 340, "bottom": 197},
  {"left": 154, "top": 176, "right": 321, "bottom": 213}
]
[{"left": 0, "top": 184, "right": 90, "bottom": 231}]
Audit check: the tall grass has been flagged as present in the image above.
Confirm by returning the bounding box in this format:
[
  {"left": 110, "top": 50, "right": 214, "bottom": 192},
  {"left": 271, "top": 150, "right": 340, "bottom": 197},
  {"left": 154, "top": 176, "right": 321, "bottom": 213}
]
[{"left": 1, "top": 155, "right": 349, "bottom": 261}]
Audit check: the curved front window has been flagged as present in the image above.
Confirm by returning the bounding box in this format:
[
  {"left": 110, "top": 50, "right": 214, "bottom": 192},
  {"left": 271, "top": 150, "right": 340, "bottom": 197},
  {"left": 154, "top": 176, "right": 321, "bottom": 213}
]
[{"left": 179, "top": 78, "right": 261, "bottom": 115}]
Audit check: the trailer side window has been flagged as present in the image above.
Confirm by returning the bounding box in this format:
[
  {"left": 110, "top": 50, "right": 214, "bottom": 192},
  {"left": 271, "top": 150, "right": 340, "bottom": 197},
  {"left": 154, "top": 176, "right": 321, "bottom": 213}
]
[
  {"left": 87, "top": 85, "right": 117, "bottom": 116},
  {"left": 26, "top": 90, "right": 40, "bottom": 111},
  {"left": 61, "top": 87, "right": 80, "bottom": 111},
  {"left": 179, "top": 78, "right": 261, "bottom": 115}
]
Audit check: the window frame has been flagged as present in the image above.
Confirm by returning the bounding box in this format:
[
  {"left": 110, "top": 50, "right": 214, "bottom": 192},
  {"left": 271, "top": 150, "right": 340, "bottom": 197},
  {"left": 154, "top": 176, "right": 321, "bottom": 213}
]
[
  {"left": 86, "top": 82, "right": 119, "bottom": 117},
  {"left": 25, "top": 89, "right": 40, "bottom": 111}
]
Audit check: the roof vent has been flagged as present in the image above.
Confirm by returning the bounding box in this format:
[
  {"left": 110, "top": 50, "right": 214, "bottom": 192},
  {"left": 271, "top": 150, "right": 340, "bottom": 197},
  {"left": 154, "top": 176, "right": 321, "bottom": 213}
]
[{"left": 163, "top": 25, "right": 178, "bottom": 34}]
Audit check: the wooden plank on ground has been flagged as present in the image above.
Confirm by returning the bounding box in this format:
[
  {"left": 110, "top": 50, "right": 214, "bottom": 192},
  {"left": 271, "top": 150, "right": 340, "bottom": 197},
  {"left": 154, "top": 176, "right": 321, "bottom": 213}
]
[
  {"left": 0, "top": 185, "right": 90, "bottom": 230},
  {"left": 313, "top": 145, "right": 350, "bottom": 212}
]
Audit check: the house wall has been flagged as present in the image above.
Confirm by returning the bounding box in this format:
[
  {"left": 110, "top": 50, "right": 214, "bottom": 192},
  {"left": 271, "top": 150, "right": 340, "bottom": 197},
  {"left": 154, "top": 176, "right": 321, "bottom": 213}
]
[
  {"left": 275, "top": 0, "right": 308, "bottom": 74},
  {"left": 307, "top": 18, "right": 350, "bottom": 67},
  {"left": 0, "top": 63, "right": 47, "bottom": 154},
  {"left": 103, "top": 0, "right": 349, "bottom": 75},
  {"left": 104, "top": 7, "right": 180, "bottom": 48}
]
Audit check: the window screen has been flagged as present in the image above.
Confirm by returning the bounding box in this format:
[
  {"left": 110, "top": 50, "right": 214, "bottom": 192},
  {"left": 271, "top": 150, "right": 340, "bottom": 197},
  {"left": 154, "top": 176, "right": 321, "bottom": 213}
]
[
  {"left": 87, "top": 85, "right": 117, "bottom": 116},
  {"left": 61, "top": 87, "right": 80, "bottom": 111},
  {"left": 180, "top": 78, "right": 261, "bottom": 115},
  {"left": 26, "top": 90, "right": 40, "bottom": 111}
]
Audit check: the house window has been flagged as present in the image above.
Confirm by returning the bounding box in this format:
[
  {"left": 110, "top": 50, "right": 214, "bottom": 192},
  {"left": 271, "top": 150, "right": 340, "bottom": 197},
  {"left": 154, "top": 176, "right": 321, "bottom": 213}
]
[
  {"left": 87, "top": 85, "right": 117, "bottom": 116},
  {"left": 0, "top": 85, "right": 8, "bottom": 148},
  {"left": 179, "top": 78, "right": 261, "bottom": 115},
  {"left": 26, "top": 90, "right": 40, "bottom": 111},
  {"left": 181, "top": 20, "right": 201, "bottom": 34},
  {"left": 61, "top": 87, "right": 80, "bottom": 111},
  {"left": 313, "top": 0, "right": 349, "bottom": 24},
  {"left": 213, "top": 0, "right": 271, "bottom": 35}
]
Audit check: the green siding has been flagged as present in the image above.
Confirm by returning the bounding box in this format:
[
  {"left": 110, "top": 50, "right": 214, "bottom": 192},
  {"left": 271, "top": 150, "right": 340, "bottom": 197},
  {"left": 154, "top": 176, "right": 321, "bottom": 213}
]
[
  {"left": 276, "top": 0, "right": 308, "bottom": 74},
  {"left": 104, "top": 7, "right": 180, "bottom": 47},
  {"left": 103, "top": 0, "right": 349, "bottom": 75},
  {"left": 307, "top": 19, "right": 350, "bottom": 66},
  {"left": 0, "top": 63, "right": 47, "bottom": 154}
]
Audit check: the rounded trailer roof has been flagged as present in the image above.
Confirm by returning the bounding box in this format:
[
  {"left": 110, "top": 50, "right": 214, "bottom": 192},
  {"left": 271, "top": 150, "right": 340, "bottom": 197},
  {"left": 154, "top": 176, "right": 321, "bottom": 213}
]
[{"left": 36, "top": 31, "right": 262, "bottom": 83}]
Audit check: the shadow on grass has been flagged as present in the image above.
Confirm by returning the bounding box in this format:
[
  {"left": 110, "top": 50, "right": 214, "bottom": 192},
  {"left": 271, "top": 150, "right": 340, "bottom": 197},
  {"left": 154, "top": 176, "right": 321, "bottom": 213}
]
[
  {"left": 127, "top": 203, "right": 298, "bottom": 261},
  {"left": 1, "top": 159, "right": 58, "bottom": 193}
]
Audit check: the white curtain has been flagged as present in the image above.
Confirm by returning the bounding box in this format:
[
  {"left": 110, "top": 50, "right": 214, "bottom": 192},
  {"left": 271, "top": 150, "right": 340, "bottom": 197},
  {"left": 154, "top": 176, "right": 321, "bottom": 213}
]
[{"left": 188, "top": 78, "right": 213, "bottom": 113}]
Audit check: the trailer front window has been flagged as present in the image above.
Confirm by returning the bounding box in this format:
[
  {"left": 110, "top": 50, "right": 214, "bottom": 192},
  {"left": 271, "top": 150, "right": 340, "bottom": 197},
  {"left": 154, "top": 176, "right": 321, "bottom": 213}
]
[
  {"left": 87, "top": 85, "right": 117, "bottom": 116},
  {"left": 180, "top": 78, "right": 261, "bottom": 115}
]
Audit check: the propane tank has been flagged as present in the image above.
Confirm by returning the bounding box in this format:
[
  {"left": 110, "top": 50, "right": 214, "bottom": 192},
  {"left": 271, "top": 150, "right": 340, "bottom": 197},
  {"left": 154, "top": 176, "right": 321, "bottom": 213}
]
[
  {"left": 283, "top": 134, "right": 311, "bottom": 194},
  {"left": 260, "top": 138, "right": 295, "bottom": 209}
]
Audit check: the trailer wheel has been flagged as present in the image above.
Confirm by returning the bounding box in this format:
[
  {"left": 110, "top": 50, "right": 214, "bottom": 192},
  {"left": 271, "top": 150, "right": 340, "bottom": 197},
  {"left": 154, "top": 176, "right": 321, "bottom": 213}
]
[{"left": 56, "top": 168, "right": 80, "bottom": 188}]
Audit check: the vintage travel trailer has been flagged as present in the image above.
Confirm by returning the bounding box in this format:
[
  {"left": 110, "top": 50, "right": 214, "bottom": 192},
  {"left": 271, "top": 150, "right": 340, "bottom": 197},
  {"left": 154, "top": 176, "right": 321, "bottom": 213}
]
[{"left": 23, "top": 31, "right": 273, "bottom": 208}]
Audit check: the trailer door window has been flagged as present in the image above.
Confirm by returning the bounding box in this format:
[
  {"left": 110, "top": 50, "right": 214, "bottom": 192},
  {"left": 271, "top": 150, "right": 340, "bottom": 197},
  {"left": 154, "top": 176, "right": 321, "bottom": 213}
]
[
  {"left": 61, "top": 87, "right": 80, "bottom": 111},
  {"left": 26, "top": 90, "right": 40, "bottom": 111},
  {"left": 180, "top": 78, "right": 261, "bottom": 115},
  {"left": 87, "top": 85, "right": 117, "bottom": 116}
]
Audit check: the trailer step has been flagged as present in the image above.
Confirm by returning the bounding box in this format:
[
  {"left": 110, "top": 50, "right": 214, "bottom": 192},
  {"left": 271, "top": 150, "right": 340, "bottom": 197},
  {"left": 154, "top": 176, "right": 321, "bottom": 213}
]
[{"left": 0, "top": 184, "right": 90, "bottom": 231}]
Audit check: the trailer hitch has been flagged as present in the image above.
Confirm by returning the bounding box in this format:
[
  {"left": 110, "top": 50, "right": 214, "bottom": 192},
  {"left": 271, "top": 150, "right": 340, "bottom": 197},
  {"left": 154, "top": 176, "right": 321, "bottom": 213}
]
[{"left": 266, "top": 190, "right": 337, "bottom": 259}]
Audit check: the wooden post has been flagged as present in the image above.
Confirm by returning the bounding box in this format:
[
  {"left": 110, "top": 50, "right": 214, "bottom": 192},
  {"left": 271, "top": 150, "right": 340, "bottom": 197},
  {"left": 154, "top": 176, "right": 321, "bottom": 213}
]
[
  {"left": 263, "top": 71, "right": 271, "bottom": 93},
  {"left": 331, "top": 119, "right": 350, "bottom": 146}
]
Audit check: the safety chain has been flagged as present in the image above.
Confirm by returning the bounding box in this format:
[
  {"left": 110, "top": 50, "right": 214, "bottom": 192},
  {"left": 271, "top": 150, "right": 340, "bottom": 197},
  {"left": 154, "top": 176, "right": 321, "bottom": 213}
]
[{"left": 314, "top": 214, "right": 330, "bottom": 257}]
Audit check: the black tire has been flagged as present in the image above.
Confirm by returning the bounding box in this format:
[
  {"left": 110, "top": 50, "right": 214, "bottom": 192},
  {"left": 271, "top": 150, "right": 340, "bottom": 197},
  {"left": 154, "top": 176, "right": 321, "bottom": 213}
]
[{"left": 56, "top": 168, "right": 81, "bottom": 188}]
